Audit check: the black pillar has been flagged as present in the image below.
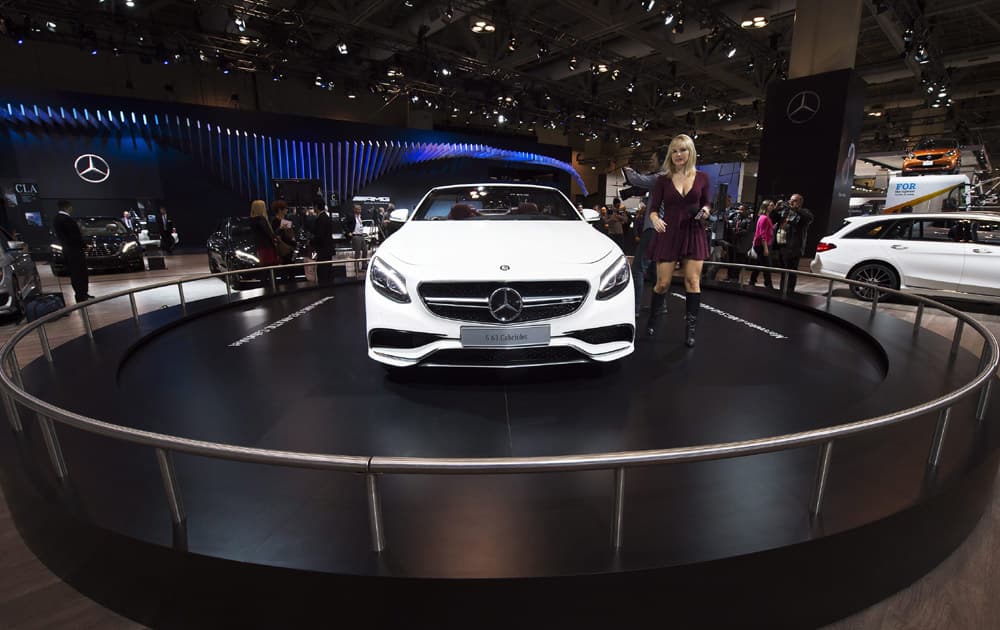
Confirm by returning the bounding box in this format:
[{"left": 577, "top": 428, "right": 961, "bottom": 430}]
[{"left": 756, "top": 69, "right": 866, "bottom": 255}]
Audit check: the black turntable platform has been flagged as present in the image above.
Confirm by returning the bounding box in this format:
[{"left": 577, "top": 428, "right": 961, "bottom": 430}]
[{"left": 0, "top": 281, "right": 996, "bottom": 628}]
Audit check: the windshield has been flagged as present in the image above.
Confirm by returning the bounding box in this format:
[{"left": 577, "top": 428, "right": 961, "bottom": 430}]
[
  {"left": 412, "top": 186, "right": 580, "bottom": 221},
  {"left": 914, "top": 138, "right": 957, "bottom": 151},
  {"left": 78, "top": 218, "right": 129, "bottom": 236}
]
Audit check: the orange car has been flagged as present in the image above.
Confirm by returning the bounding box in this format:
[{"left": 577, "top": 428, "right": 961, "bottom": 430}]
[{"left": 902, "top": 138, "right": 961, "bottom": 175}]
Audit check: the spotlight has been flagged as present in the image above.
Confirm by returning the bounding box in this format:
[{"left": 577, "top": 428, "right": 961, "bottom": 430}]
[
  {"left": 233, "top": 14, "right": 246, "bottom": 33},
  {"left": 125, "top": 0, "right": 135, "bottom": 6},
  {"left": 672, "top": 17, "right": 685, "bottom": 34},
  {"left": 346, "top": 88, "right": 357, "bottom": 99},
  {"left": 471, "top": 18, "right": 495, "bottom": 33},
  {"left": 726, "top": 43, "right": 737, "bottom": 58},
  {"left": 610, "top": 67, "right": 620, "bottom": 80},
  {"left": 537, "top": 42, "right": 548, "bottom": 59},
  {"left": 439, "top": 66, "right": 452, "bottom": 76},
  {"left": 568, "top": 55, "right": 577, "bottom": 70},
  {"left": 90, "top": 45, "right": 98, "bottom": 56},
  {"left": 198, "top": 49, "right": 209, "bottom": 62},
  {"left": 644, "top": 0, "right": 656, "bottom": 12},
  {"left": 903, "top": 28, "right": 914, "bottom": 44},
  {"left": 913, "top": 43, "right": 930, "bottom": 64},
  {"left": 626, "top": 80, "right": 635, "bottom": 93},
  {"left": 742, "top": 6, "right": 769, "bottom": 28},
  {"left": 272, "top": 69, "right": 285, "bottom": 82},
  {"left": 597, "top": 62, "right": 609, "bottom": 73},
  {"left": 442, "top": 4, "right": 454, "bottom": 22},
  {"left": 314, "top": 74, "right": 324, "bottom": 87},
  {"left": 219, "top": 59, "right": 233, "bottom": 74},
  {"left": 507, "top": 34, "right": 518, "bottom": 51},
  {"left": 45, "top": 20, "right": 56, "bottom": 33},
  {"left": 336, "top": 41, "right": 348, "bottom": 55},
  {"left": 410, "top": 94, "right": 420, "bottom": 103},
  {"left": 746, "top": 57, "right": 755, "bottom": 71},
  {"left": 497, "top": 113, "right": 506, "bottom": 124},
  {"left": 403, "top": 0, "right": 414, "bottom": 6}
]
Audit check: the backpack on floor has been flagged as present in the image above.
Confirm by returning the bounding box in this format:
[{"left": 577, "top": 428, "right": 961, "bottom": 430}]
[{"left": 24, "top": 292, "right": 66, "bottom": 322}]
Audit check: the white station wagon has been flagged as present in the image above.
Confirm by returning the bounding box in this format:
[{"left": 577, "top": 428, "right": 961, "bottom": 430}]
[{"left": 811, "top": 212, "right": 1000, "bottom": 301}]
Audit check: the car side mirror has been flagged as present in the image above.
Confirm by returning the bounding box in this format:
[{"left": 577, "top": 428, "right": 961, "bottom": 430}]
[
  {"left": 582, "top": 209, "right": 601, "bottom": 222},
  {"left": 389, "top": 209, "right": 409, "bottom": 222}
]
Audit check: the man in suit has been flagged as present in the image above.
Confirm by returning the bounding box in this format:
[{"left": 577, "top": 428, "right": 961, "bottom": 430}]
[
  {"left": 157, "top": 206, "right": 175, "bottom": 253},
  {"left": 343, "top": 204, "right": 371, "bottom": 273},
  {"left": 622, "top": 145, "right": 669, "bottom": 316},
  {"left": 122, "top": 210, "right": 136, "bottom": 232},
  {"left": 312, "top": 206, "right": 336, "bottom": 286},
  {"left": 53, "top": 200, "right": 93, "bottom": 303},
  {"left": 774, "top": 193, "right": 814, "bottom": 294}
]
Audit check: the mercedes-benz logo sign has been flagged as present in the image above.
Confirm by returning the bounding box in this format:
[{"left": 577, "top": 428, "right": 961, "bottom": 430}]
[
  {"left": 786, "top": 91, "right": 821, "bottom": 124},
  {"left": 74, "top": 154, "right": 110, "bottom": 184},
  {"left": 488, "top": 287, "right": 523, "bottom": 323},
  {"left": 500, "top": 264, "right": 510, "bottom": 271}
]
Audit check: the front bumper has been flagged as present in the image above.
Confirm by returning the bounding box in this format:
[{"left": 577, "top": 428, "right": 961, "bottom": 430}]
[
  {"left": 366, "top": 279, "right": 635, "bottom": 368},
  {"left": 902, "top": 157, "right": 959, "bottom": 173}
]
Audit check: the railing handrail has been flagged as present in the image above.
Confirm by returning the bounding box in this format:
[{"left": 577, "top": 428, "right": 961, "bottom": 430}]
[{"left": 0, "top": 262, "right": 996, "bottom": 476}]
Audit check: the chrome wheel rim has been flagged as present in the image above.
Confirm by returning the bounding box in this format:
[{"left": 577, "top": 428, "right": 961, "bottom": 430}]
[{"left": 854, "top": 266, "right": 893, "bottom": 300}]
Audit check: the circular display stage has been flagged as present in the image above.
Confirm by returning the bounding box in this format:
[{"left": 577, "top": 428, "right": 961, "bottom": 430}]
[{"left": 1, "top": 283, "right": 996, "bottom": 629}]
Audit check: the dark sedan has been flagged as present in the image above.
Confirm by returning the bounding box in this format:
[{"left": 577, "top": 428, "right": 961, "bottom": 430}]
[
  {"left": 50, "top": 217, "right": 145, "bottom": 276},
  {"left": 207, "top": 217, "right": 310, "bottom": 289}
]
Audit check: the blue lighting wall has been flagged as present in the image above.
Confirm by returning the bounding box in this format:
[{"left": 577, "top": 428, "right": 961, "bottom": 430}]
[{"left": 0, "top": 99, "right": 588, "bottom": 200}]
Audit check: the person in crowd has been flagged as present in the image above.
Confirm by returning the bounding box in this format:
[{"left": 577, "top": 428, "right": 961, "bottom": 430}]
[
  {"left": 157, "top": 206, "right": 175, "bottom": 253},
  {"left": 311, "top": 204, "right": 335, "bottom": 286},
  {"left": 605, "top": 201, "right": 626, "bottom": 250},
  {"left": 53, "top": 199, "right": 93, "bottom": 303},
  {"left": 344, "top": 203, "right": 371, "bottom": 273},
  {"left": 645, "top": 134, "right": 712, "bottom": 347},
  {"left": 122, "top": 210, "right": 136, "bottom": 232},
  {"left": 773, "top": 193, "right": 814, "bottom": 294},
  {"left": 623, "top": 145, "right": 670, "bottom": 316},
  {"left": 448, "top": 203, "right": 479, "bottom": 220},
  {"left": 303, "top": 206, "right": 318, "bottom": 233},
  {"left": 249, "top": 200, "right": 278, "bottom": 270},
  {"left": 702, "top": 203, "right": 728, "bottom": 282},
  {"left": 749, "top": 199, "right": 776, "bottom": 288},
  {"left": 270, "top": 200, "right": 296, "bottom": 280}
]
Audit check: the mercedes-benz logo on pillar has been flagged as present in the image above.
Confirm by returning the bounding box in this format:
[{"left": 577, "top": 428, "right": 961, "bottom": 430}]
[
  {"left": 489, "top": 287, "right": 523, "bottom": 323},
  {"left": 74, "top": 154, "right": 110, "bottom": 183},
  {"left": 786, "top": 91, "right": 821, "bottom": 124}
]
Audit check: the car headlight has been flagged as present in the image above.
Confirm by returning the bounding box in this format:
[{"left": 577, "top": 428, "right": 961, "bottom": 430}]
[
  {"left": 946, "top": 150, "right": 956, "bottom": 156},
  {"left": 906, "top": 152, "right": 915, "bottom": 159},
  {"left": 234, "top": 249, "right": 260, "bottom": 264},
  {"left": 596, "top": 255, "right": 630, "bottom": 300},
  {"left": 121, "top": 241, "right": 138, "bottom": 254},
  {"left": 370, "top": 257, "right": 410, "bottom": 303},
  {"left": 50, "top": 244, "right": 63, "bottom": 253}
]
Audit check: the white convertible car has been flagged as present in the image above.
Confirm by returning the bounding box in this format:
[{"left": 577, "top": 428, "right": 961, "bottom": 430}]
[{"left": 365, "top": 184, "right": 635, "bottom": 368}]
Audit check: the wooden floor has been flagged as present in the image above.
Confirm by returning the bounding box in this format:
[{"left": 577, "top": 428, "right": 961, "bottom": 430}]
[{"left": 0, "top": 253, "right": 997, "bottom": 628}]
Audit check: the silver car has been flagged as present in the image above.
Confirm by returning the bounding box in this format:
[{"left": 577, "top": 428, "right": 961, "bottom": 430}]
[{"left": 0, "top": 227, "right": 42, "bottom": 317}]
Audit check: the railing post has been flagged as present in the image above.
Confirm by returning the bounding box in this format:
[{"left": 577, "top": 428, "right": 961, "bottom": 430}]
[
  {"left": 269, "top": 268, "right": 277, "bottom": 293},
  {"left": 825, "top": 279, "right": 833, "bottom": 311},
  {"left": 81, "top": 306, "right": 94, "bottom": 339},
  {"left": 949, "top": 320, "right": 965, "bottom": 360},
  {"left": 129, "top": 292, "right": 140, "bottom": 328},
  {"left": 155, "top": 448, "right": 186, "bottom": 525},
  {"left": 870, "top": 288, "right": 879, "bottom": 316},
  {"left": 978, "top": 379, "right": 993, "bottom": 423},
  {"left": 366, "top": 473, "right": 385, "bottom": 553},
  {"left": 7, "top": 353, "right": 23, "bottom": 389},
  {"left": 38, "top": 415, "right": 68, "bottom": 480},
  {"left": 178, "top": 283, "right": 187, "bottom": 316},
  {"left": 612, "top": 466, "right": 626, "bottom": 549},
  {"left": 225, "top": 275, "right": 233, "bottom": 302},
  {"left": 37, "top": 325, "right": 53, "bottom": 363},
  {"left": 781, "top": 272, "right": 790, "bottom": 298},
  {"left": 913, "top": 302, "right": 925, "bottom": 334},
  {"left": 928, "top": 407, "right": 952, "bottom": 468},
  {"left": 2, "top": 391, "right": 22, "bottom": 433},
  {"left": 809, "top": 441, "right": 834, "bottom": 517}
]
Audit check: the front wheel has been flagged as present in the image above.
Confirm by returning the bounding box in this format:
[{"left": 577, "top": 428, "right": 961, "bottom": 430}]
[{"left": 848, "top": 263, "right": 898, "bottom": 301}]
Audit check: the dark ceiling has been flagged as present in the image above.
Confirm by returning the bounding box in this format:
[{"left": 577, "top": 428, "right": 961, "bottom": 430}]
[{"left": 2, "top": 0, "right": 999, "bottom": 168}]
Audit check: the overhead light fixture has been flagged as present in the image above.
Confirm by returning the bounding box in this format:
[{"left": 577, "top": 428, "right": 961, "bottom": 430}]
[
  {"left": 336, "top": 40, "right": 348, "bottom": 55},
  {"left": 272, "top": 69, "right": 285, "bottom": 82},
  {"left": 672, "top": 17, "right": 685, "bottom": 34},
  {"left": 913, "top": 43, "right": 930, "bottom": 64},
  {"left": 238, "top": 35, "right": 251, "bottom": 45},
  {"left": 497, "top": 113, "right": 506, "bottom": 124},
  {"left": 626, "top": 80, "right": 635, "bottom": 93},
  {"left": 125, "top": 0, "right": 135, "bottom": 7},
  {"left": 314, "top": 74, "right": 324, "bottom": 87},
  {"left": 644, "top": 0, "right": 656, "bottom": 12},
  {"left": 410, "top": 93, "right": 420, "bottom": 103},
  {"left": 507, "top": 34, "right": 518, "bottom": 51},
  {"left": 726, "top": 42, "right": 737, "bottom": 58},
  {"left": 233, "top": 14, "right": 246, "bottom": 32},
  {"left": 471, "top": 18, "right": 495, "bottom": 33},
  {"left": 610, "top": 67, "right": 620, "bottom": 80},
  {"left": 45, "top": 20, "right": 56, "bottom": 32},
  {"left": 742, "top": 6, "right": 769, "bottom": 28},
  {"left": 536, "top": 42, "right": 548, "bottom": 59},
  {"left": 346, "top": 88, "right": 357, "bottom": 99},
  {"left": 663, "top": 12, "right": 674, "bottom": 25},
  {"left": 568, "top": 55, "right": 577, "bottom": 70},
  {"left": 439, "top": 66, "right": 452, "bottom": 76},
  {"left": 597, "top": 62, "right": 609, "bottom": 73},
  {"left": 442, "top": 4, "right": 454, "bottom": 22}
]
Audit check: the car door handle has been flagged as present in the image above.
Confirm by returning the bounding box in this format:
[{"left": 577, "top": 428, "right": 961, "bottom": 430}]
[
  {"left": 891, "top": 244, "right": 908, "bottom": 250},
  {"left": 973, "top": 248, "right": 992, "bottom": 254}
]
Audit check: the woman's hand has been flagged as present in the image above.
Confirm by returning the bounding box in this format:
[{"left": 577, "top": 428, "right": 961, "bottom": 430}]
[
  {"left": 651, "top": 214, "right": 667, "bottom": 233},
  {"left": 695, "top": 207, "right": 711, "bottom": 220}
]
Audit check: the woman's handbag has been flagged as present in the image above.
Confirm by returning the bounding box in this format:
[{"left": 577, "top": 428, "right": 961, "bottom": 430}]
[
  {"left": 274, "top": 235, "right": 293, "bottom": 258},
  {"left": 747, "top": 245, "right": 758, "bottom": 260}
]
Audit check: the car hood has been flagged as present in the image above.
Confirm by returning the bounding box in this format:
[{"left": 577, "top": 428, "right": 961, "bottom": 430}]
[{"left": 385, "top": 221, "right": 616, "bottom": 268}]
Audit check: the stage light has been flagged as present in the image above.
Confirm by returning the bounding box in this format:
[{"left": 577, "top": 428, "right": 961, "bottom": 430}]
[
  {"left": 497, "top": 113, "right": 506, "bottom": 124},
  {"left": 233, "top": 14, "right": 246, "bottom": 32},
  {"left": 597, "top": 62, "right": 609, "bottom": 73},
  {"left": 346, "top": 88, "right": 357, "bottom": 99},
  {"left": 537, "top": 42, "right": 548, "bottom": 59},
  {"left": 471, "top": 18, "right": 495, "bottom": 33},
  {"left": 663, "top": 12, "right": 674, "bottom": 25},
  {"left": 903, "top": 28, "right": 914, "bottom": 44},
  {"left": 272, "top": 69, "right": 285, "bottom": 82},
  {"left": 913, "top": 43, "right": 930, "bottom": 64},
  {"left": 45, "top": 21, "right": 56, "bottom": 32},
  {"left": 403, "top": 0, "right": 414, "bottom": 7},
  {"left": 439, "top": 66, "right": 452, "bottom": 76},
  {"left": 410, "top": 94, "right": 420, "bottom": 103},
  {"left": 90, "top": 45, "right": 98, "bottom": 56},
  {"left": 610, "top": 67, "right": 620, "bottom": 80},
  {"left": 336, "top": 41, "right": 348, "bottom": 55},
  {"left": 507, "top": 34, "right": 518, "bottom": 51},
  {"left": 125, "top": 0, "right": 135, "bottom": 7},
  {"left": 726, "top": 43, "right": 737, "bottom": 58},
  {"left": 568, "top": 55, "right": 577, "bottom": 70},
  {"left": 442, "top": 4, "right": 454, "bottom": 22},
  {"left": 644, "top": 0, "right": 656, "bottom": 12},
  {"left": 672, "top": 17, "right": 685, "bottom": 34},
  {"left": 626, "top": 80, "right": 635, "bottom": 93}
]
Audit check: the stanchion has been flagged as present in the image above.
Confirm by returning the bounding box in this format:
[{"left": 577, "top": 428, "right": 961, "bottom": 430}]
[
  {"left": 612, "top": 466, "right": 626, "bottom": 549},
  {"left": 950, "top": 320, "right": 965, "bottom": 360},
  {"left": 38, "top": 415, "right": 68, "bottom": 479},
  {"left": 155, "top": 448, "right": 186, "bottom": 525},
  {"left": 809, "top": 441, "right": 834, "bottom": 517},
  {"left": 366, "top": 473, "right": 385, "bottom": 553},
  {"left": 178, "top": 283, "right": 187, "bottom": 316},
  {"left": 129, "top": 293, "right": 140, "bottom": 328},
  {"left": 928, "top": 407, "right": 952, "bottom": 468}
]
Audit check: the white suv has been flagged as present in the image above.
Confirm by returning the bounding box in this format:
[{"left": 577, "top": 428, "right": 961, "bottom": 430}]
[{"left": 810, "top": 212, "right": 1000, "bottom": 301}]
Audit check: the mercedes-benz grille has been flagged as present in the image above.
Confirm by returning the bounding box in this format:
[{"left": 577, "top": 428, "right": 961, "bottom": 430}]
[{"left": 418, "top": 281, "right": 589, "bottom": 324}]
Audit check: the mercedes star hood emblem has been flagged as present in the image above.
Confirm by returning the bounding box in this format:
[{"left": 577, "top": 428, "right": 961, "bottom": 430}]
[{"left": 488, "top": 287, "right": 523, "bottom": 323}]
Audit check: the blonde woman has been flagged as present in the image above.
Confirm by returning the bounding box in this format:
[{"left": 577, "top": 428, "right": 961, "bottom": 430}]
[
  {"left": 249, "top": 199, "right": 278, "bottom": 266},
  {"left": 645, "top": 134, "right": 712, "bottom": 346}
]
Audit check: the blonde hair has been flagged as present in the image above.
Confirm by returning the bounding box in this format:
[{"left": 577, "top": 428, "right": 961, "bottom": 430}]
[
  {"left": 663, "top": 134, "right": 697, "bottom": 177},
  {"left": 250, "top": 199, "right": 268, "bottom": 219}
]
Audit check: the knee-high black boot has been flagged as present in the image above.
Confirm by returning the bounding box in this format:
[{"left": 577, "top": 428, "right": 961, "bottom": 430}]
[
  {"left": 684, "top": 292, "right": 700, "bottom": 347},
  {"left": 646, "top": 291, "right": 666, "bottom": 336}
]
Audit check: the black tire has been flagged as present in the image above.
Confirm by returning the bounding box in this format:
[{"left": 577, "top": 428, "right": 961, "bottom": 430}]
[
  {"left": 848, "top": 262, "right": 899, "bottom": 301},
  {"left": 208, "top": 257, "right": 220, "bottom": 274},
  {"left": 226, "top": 273, "right": 243, "bottom": 291}
]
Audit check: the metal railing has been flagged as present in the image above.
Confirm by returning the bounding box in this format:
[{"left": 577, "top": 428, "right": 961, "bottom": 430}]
[{"left": 0, "top": 260, "right": 996, "bottom": 554}]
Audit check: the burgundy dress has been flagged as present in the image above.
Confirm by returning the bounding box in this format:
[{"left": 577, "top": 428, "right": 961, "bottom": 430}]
[{"left": 646, "top": 171, "right": 711, "bottom": 262}]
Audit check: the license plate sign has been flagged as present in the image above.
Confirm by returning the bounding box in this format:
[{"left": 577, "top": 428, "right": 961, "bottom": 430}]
[
  {"left": 460, "top": 325, "right": 550, "bottom": 348},
  {"left": 923, "top": 160, "right": 934, "bottom": 166}
]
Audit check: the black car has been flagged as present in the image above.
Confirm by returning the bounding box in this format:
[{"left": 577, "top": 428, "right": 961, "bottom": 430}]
[
  {"left": 207, "top": 217, "right": 311, "bottom": 289},
  {"left": 50, "top": 217, "right": 145, "bottom": 276}
]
